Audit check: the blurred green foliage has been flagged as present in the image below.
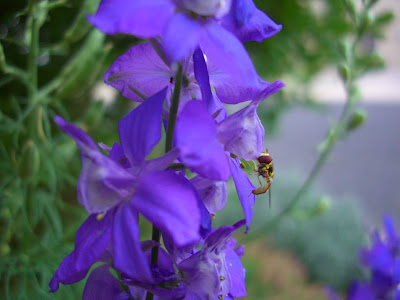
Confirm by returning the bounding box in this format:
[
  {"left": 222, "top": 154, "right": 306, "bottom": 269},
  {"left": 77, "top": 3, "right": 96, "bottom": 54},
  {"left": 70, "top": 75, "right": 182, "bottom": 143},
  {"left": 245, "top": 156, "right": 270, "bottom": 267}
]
[{"left": 0, "top": 0, "right": 393, "bottom": 299}]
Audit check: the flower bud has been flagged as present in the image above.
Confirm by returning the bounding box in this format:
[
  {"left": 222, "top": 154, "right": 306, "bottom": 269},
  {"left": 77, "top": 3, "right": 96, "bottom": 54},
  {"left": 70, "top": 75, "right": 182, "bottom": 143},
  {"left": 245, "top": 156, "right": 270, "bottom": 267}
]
[
  {"left": 0, "top": 243, "right": 10, "bottom": 256},
  {"left": 18, "top": 140, "right": 40, "bottom": 181},
  {"left": 338, "top": 63, "right": 351, "bottom": 81},
  {"left": 349, "top": 86, "right": 362, "bottom": 104},
  {"left": 346, "top": 109, "right": 367, "bottom": 131},
  {"left": 311, "top": 196, "right": 331, "bottom": 216}
]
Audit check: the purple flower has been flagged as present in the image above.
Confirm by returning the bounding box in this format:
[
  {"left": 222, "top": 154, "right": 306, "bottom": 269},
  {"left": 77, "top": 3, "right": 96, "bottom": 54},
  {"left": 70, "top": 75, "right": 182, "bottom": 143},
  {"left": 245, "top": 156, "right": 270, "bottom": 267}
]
[
  {"left": 175, "top": 51, "right": 284, "bottom": 229},
  {"left": 88, "top": 0, "right": 281, "bottom": 88},
  {"left": 328, "top": 216, "right": 400, "bottom": 300},
  {"left": 221, "top": 0, "right": 282, "bottom": 43},
  {"left": 50, "top": 89, "right": 204, "bottom": 291},
  {"left": 177, "top": 219, "right": 247, "bottom": 299},
  {"left": 104, "top": 42, "right": 281, "bottom": 105}
]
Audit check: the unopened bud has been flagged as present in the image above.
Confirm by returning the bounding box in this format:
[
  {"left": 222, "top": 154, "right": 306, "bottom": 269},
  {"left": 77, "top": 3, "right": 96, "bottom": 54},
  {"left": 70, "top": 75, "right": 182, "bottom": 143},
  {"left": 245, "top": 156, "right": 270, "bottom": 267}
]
[
  {"left": 338, "top": 63, "right": 351, "bottom": 81},
  {"left": 18, "top": 140, "right": 40, "bottom": 181},
  {"left": 349, "top": 86, "right": 362, "bottom": 104},
  {"left": 338, "top": 39, "right": 352, "bottom": 60},
  {"left": 312, "top": 197, "right": 331, "bottom": 215},
  {"left": 0, "top": 243, "right": 10, "bottom": 256},
  {"left": 366, "top": 52, "right": 385, "bottom": 69},
  {"left": 347, "top": 110, "right": 367, "bottom": 131}
]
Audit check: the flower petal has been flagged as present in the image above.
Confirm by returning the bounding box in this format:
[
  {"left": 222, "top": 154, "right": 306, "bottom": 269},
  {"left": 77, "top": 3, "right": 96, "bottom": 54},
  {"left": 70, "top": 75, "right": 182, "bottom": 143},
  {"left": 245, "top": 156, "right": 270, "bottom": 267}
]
[
  {"left": 175, "top": 100, "right": 231, "bottom": 181},
  {"left": 119, "top": 88, "right": 166, "bottom": 167},
  {"left": 193, "top": 48, "right": 227, "bottom": 122},
  {"left": 162, "top": 13, "right": 203, "bottom": 63},
  {"left": 83, "top": 265, "right": 130, "bottom": 300},
  {"left": 222, "top": 0, "right": 282, "bottom": 43},
  {"left": 217, "top": 102, "right": 264, "bottom": 161},
  {"left": 190, "top": 175, "right": 227, "bottom": 214},
  {"left": 104, "top": 43, "right": 173, "bottom": 102},
  {"left": 49, "top": 212, "right": 113, "bottom": 292},
  {"left": 200, "top": 21, "right": 260, "bottom": 101},
  {"left": 55, "top": 117, "right": 135, "bottom": 213},
  {"left": 225, "top": 246, "right": 246, "bottom": 297},
  {"left": 87, "top": 0, "right": 175, "bottom": 37},
  {"left": 131, "top": 170, "right": 201, "bottom": 246},
  {"left": 229, "top": 157, "right": 256, "bottom": 232},
  {"left": 140, "top": 148, "right": 180, "bottom": 175},
  {"left": 178, "top": 253, "right": 220, "bottom": 299},
  {"left": 112, "top": 204, "right": 152, "bottom": 282},
  {"left": 54, "top": 116, "right": 98, "bottom": 154},
  {"left": 78, "top": 153, "right": 135, "bottom": 213}
]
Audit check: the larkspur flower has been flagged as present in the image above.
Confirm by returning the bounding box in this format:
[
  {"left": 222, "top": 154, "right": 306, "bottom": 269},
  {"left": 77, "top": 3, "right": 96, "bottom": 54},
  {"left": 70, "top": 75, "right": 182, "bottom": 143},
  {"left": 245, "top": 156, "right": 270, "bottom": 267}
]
[
  {"left": 104, "top": 42, "right": 281, "bottom": 107},
  {"left": 115, "top": 220, "right": 247, "bottom": 299},
  {"left": 328, "top": 216, "right": 400, "bottom": 300},
  {"left": 175, "top": 49, "right": 284, "bottom": 230},
  {"left": 49, "top": 89, "right": 206, "bottom": 292},
  {"left": 88, "top": 0, "right": 281, "bottom": 89}
]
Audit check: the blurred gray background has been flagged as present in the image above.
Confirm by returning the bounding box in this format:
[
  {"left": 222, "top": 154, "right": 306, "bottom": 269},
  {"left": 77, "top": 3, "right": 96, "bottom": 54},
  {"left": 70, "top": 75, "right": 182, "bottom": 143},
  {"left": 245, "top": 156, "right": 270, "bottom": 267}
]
[{"left": 270, "top": 0, "right": 400, "bottom": 228}]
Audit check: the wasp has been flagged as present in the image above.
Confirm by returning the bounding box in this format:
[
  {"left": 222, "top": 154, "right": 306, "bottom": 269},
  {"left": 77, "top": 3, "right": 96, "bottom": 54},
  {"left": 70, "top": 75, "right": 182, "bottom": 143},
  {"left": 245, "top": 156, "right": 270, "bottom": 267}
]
[{"left": 242, "top": 148, "right": 274, "bottom": 208}]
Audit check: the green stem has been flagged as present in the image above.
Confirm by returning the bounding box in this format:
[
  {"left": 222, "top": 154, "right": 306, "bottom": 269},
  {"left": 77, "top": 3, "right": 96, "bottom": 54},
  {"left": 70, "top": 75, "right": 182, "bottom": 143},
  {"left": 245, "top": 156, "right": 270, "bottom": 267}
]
[
  {"left": 249, "top": 55, "right": 360, "bottom": 241},
  {"left": 146, "top": 63, "right": 183, "bottom": 300},
  {"left": 28, "top": 3, "right": 39, "bottom": 102}
]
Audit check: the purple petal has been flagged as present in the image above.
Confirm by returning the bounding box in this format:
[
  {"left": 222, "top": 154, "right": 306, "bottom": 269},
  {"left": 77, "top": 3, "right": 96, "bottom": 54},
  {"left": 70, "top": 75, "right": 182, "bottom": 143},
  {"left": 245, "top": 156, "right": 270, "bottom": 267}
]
[
  {"left": 87, "top": 0, "right": 175, "bottom": 38},
  {"left": 190, "top": 175, "right": 227, "bottom": 214},
  {"left": 235, "top": 244, "right": 245, "bottom": 258},
  {"left": 175, "top": 100, "right": 230, "bottom": 181},
  {"left": 49, "top": 212, "right": 113, "bottom": 292},
  {"left": 54, "top": 116, "right": 98, "bottom": 154},
  {"left": 55, "top": 117, "right": 135, "bottom": 213},
  {"left": 78, "top": 153, "right": 135, "bottom": 213},
  {"left": 203, "top": 220, "right": 246, "bottom": 254},
  {"left": 83, "top": 265, "right": 130, "bottom": 300},
  {"left": 104, "top": 43, "right": 173, "bottom": 102},
  {"left": 178, "top": 253, "right": 220, "bottom": 299},
  {"left": 359, "top": 243, "right": 393, "bottom": 275},
  {"left": 193, "top": 48, "right": 227, "bottom": 122},
  {"left": 229, "top": 157, "right": 256, "bottom": 232},
  {"left": 222, "top": 0, "right": 282, "bottom": 43},
  {"left": 347, "top": 282, "right": 375, "bottom": 300},
  {"left": 140, "top": 148, "right": 180, "bottom": 175},
  {"left": 162, "top": 13, "right": 203, "bottom": 63},
  {"left": 225, "top": 246, "right": 246, "bottom": 297},
  {"left": 200, "top": 20, "right": 260, "bottom": 100},
  {"left": 108, "top": 143, "right": 131, "bottom": 169},
  {"left": 112, "top": 204, "right": 152, "bottom": 282},
  {"left": 217, "top": 102, "right": 264, "bottom": 161},
  {"left": 119, "top": 88, "right": 166, "bottom": 167},
  {"left": 131, "top": 170, "right": 201, "bottom": 246}
]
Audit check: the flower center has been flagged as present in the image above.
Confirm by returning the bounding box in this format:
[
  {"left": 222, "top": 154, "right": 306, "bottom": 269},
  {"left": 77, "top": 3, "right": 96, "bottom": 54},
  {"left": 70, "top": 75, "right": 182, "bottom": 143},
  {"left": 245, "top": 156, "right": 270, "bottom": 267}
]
[{"left": 180, "top": 0, "right": 231, "bottom": 18}]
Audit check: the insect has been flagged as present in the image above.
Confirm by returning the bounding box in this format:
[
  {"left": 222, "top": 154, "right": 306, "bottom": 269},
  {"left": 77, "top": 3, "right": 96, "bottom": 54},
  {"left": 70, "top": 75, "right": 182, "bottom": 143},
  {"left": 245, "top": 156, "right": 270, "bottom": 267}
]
[{"left": 242, "top": 148, "right": 274, "bottom": 208}]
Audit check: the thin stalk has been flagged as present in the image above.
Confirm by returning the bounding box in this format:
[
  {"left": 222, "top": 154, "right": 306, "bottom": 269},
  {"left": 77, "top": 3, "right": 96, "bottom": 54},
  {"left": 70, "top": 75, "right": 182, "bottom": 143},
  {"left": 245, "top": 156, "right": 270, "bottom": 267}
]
[
  {"left": 146, "top": 63, "right": 183, "bottom": 300},
  {"left": 28, "top": 3, "right": 39, "bottom": 102}
]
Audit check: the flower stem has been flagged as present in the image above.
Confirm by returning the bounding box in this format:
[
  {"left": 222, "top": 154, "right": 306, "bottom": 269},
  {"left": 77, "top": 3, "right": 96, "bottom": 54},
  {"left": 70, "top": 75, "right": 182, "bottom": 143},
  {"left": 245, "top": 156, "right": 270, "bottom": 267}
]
[
  {"left": 28, "top": 0, "right": 39, "bottom": 102},
  {"left": 147, "top": 63, "right": 183, "bottom": 300}
]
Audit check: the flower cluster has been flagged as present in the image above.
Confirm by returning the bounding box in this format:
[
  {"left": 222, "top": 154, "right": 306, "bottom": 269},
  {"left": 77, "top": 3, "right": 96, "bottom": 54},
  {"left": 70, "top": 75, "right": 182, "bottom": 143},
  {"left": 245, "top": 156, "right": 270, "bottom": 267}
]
[
  {"left": 49, "top": 0, "right": 284, "bottom": 299},
  {"left": 328, "top": 216, "right": 400, "bottom": 300}
]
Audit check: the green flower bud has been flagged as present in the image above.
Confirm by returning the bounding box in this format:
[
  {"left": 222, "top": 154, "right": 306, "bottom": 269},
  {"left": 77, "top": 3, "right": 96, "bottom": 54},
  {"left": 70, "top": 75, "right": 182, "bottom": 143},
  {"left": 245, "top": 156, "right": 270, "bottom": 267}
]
[
  {"left": 349, "top": 86, "right": 362, "bottom": 104},
  {"left": 311, "top": 196, "right": 331, "bottom": 216},
  {"left": 18, "top": 140, "right": 40, "bottom": 181},
  {"left": 347, "top": 109, "right": 367, "bottom": 131},
  {"left": 338, "top": 63, "right": 351, "bottom": 81},
  {"left": 0, "top": 243, "right": 10, "bottom": 256},
  {"left": 338, "top": 39, "right": 352, "bottom": 60}
]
